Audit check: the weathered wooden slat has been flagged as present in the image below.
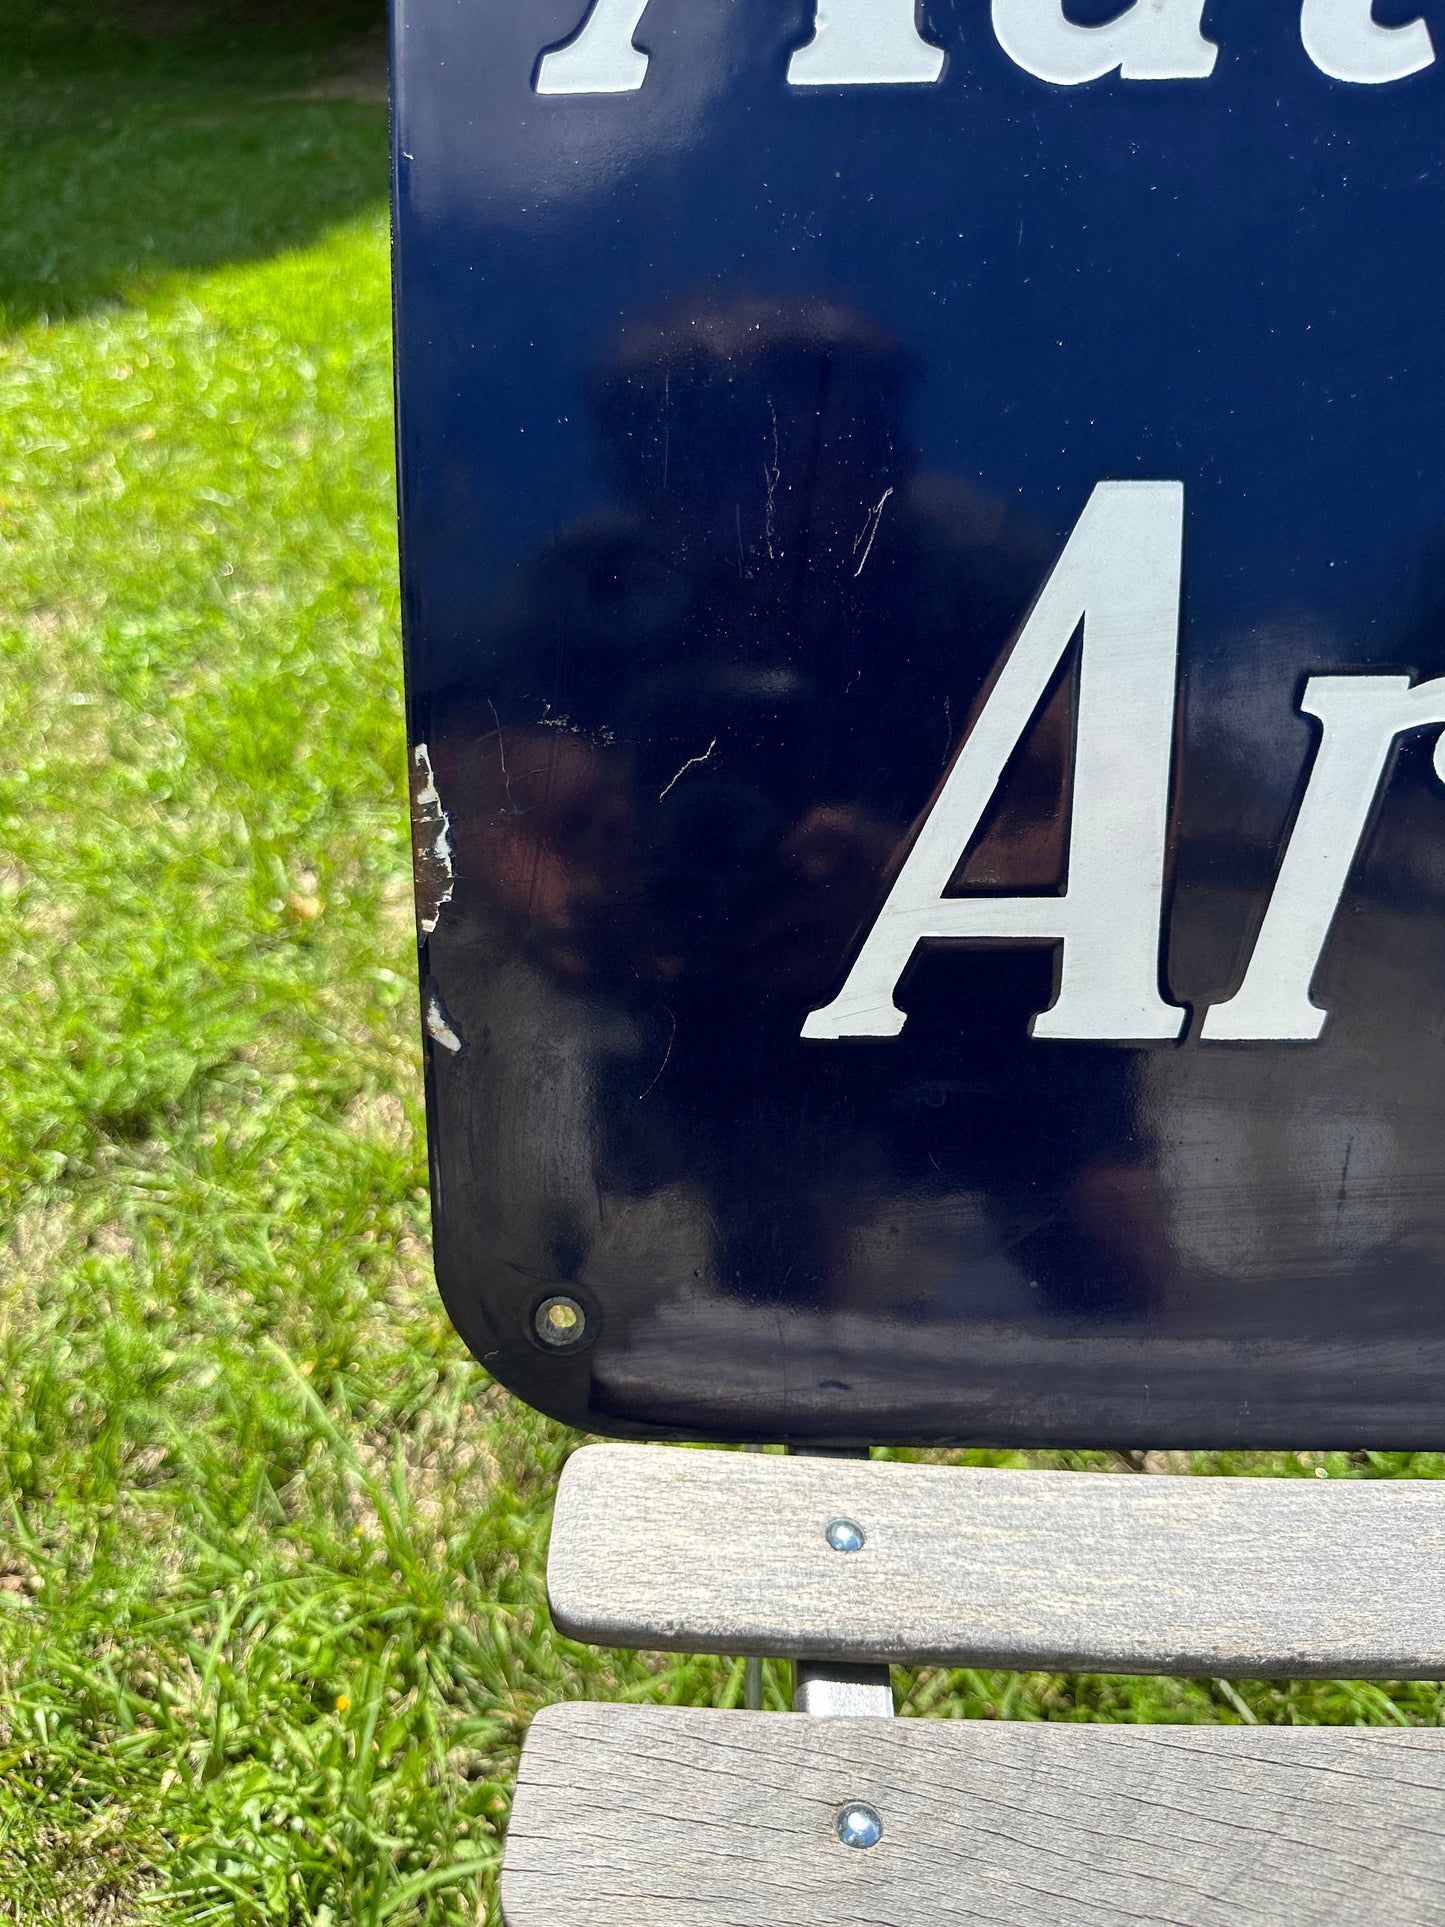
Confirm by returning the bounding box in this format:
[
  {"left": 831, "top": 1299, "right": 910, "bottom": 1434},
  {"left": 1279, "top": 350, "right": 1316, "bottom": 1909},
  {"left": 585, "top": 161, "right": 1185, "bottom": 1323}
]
[
  {"left": 501, "top": 1703, "right": 1445, "bottom": 1927},
  {"left": 548, "top": 1445, "right": 1445, "bottom": 1677}
]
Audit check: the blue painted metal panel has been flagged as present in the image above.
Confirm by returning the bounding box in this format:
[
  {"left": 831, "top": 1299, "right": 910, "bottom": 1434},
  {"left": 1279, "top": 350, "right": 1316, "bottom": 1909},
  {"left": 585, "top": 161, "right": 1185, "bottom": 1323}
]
[{"left": 392, "top": 0, "right": 1445, "bottom": 1444}]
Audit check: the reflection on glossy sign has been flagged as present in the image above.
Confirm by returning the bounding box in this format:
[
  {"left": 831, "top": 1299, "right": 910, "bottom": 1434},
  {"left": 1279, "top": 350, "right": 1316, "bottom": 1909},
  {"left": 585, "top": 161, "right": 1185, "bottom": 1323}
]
[{"left": 393, "top": 0, "right": 1445, "bottom": 1448}]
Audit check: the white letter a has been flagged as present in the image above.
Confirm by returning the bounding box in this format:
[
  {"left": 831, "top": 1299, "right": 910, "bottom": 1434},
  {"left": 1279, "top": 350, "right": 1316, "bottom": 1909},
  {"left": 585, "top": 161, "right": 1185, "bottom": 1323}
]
[
  {"left": 992, "top": 0, "right": 1218, "bottom": 83},
  {"left": 802, "top": 481, "right": 1188, "bottom": 1043}
]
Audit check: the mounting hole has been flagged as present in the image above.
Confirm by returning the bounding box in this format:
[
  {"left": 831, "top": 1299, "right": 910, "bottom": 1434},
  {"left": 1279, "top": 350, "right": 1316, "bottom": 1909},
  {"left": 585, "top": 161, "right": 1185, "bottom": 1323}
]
[{"left": 532, "top": 1294, "right": 590, "bottom": 1351}]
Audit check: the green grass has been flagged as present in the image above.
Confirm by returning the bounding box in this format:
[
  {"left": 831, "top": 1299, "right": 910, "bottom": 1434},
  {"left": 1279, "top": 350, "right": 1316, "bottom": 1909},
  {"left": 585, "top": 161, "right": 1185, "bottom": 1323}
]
[{"left": 2, "top": 11, "right": 1444, "bottom": 1925}]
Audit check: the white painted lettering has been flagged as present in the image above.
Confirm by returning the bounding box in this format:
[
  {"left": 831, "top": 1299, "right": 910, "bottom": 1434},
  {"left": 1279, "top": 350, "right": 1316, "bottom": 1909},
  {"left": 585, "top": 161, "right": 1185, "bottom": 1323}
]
[
  {"left": 536, "top": 0, "right": 650, "bottom": 95},
  {"left": 788, "top": 0, "right": 946, "bottom": 86},
  {"left": 538, "top": 0, "right": 944, "bottom": 93},
  {"left": 1301, "top": 0, "right": 1435, "bottom": 85},
  {"left": 536, "top": 0, "right": 1444, "bottom": 93},
  {"left": 1202, "top": 675, "right": 1445, "bottom": 1041},
  {"left": 802, "top": 481, "right": 1187, "bottom": 1043},
  {"left": 990, "top": 0, "right": 1218, "bottom": 84}
]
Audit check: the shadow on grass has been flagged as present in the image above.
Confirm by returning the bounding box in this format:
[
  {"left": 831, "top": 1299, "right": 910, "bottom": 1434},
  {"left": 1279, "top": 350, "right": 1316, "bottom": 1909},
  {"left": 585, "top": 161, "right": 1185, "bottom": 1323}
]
[{"left": 0, "top": 0, "right": 390, "bottom": 332}]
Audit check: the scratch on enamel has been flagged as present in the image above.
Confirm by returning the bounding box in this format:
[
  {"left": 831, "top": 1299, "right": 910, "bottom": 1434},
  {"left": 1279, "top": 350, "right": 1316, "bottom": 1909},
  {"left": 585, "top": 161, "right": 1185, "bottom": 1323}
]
[
  {"left": 659, "top": 737, "right": 718, "bottom": 800},
  {"left": 853, "top": 485, "right": 894, "bottom": 577}
]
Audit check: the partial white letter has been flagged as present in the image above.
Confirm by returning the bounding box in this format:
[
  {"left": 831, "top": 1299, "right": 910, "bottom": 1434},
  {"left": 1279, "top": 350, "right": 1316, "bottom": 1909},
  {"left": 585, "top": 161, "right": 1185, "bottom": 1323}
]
[
  {"left": 536, "top": 0, "right": 650, "bottom": 94},
  {"left": 1203, "top": 675, "right": 1445, "bottom": 1041},
  {"left": 1301, "top": 0, "right": 1435, "bottom": 84},
  {"left": 539, "top": 0, "right": 947, "bottom": 94},
  {"left": 802, "top": 482, "right": 1188, "bottom": 1044},
  {"left": 789, "top": 0, "right": 946, "bottom": 86},
  {"left": 991, "top": 0, "right": 1217, "bottom": 83}
]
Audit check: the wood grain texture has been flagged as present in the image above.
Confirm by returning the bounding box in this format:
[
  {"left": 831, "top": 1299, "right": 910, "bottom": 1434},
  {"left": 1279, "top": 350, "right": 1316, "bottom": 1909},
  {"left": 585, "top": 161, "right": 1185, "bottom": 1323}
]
[
  {"left": 548, "top": 1445, "right": 1445, "bottom": 1677},
  {"left": 501, "top": 1703, "right": 1445, "bottom": 1927}
]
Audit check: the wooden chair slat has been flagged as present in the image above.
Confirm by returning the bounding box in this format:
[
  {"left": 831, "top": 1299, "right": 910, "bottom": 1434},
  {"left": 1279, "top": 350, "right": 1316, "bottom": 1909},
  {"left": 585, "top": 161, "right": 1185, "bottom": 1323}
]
[
  {"left": 501, "top": 1703, "right": 1445, "bottom": 1927},
  {"left": 549, "top": 1444, "right": 1445, "bottom": 1677}
]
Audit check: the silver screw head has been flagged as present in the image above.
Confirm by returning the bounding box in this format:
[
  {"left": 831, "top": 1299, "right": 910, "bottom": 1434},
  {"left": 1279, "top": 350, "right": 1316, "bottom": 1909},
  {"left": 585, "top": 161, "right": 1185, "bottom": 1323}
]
[
  {"left": 836, "top": 1803, "right": 883, "bottom": 1850},
  {"left": 826, "top": 1517, "right": 865, "bottom": 1553},
  {"left": 533, "top": 1295, "right": 587, "bottom": 1349}
]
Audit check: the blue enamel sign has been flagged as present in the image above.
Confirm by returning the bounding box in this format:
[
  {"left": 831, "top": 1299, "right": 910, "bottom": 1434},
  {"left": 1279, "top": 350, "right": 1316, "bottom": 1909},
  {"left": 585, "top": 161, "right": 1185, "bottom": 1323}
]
[{"left": 393, "top": 0, "right": 1445, "bottom": 1445}]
